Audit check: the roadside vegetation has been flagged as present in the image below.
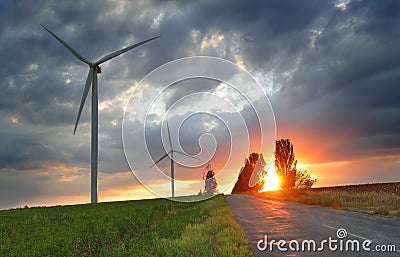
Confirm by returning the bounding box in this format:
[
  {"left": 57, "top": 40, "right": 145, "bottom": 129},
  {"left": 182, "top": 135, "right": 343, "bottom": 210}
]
[
  {"left": 0, "top": 195, "right": 252, "bottom": 257},
  {"left": 255, "top": 183, "right": 400, "bottom": 217}
]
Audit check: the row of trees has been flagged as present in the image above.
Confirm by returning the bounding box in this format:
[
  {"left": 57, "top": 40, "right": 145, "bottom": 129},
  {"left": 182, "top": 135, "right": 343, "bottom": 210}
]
[
  {"left": 232, "top": 139, "right": 316, "bottom": 193},
  {"left": 200, "top": 138, "right": 316, "bottom": 194}
]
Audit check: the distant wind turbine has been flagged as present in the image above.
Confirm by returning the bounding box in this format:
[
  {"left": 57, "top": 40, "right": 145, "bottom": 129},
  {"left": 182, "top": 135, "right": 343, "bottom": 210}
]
[
  {"left": 42, "top": 24, "right": 159, "bottom": 204},
  {"left": 151, "top": 123, "right": 198, "bottom": 198}
]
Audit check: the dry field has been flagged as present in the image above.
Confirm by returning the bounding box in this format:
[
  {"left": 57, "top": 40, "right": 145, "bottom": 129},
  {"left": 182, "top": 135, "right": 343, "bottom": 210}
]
[{"left": 256, "top": 182, "right": 400, "bottom": 217}]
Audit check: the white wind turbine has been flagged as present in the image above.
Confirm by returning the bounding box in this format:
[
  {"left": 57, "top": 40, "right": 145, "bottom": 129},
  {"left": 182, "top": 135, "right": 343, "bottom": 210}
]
[
  {"left": 151, "top": 123, "right": 198, "bottom": 198},
  {"left": 42, "top": 25, "right": 159, "bottom": 203}
]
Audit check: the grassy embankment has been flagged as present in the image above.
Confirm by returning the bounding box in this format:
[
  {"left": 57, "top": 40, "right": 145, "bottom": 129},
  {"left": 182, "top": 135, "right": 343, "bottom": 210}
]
[
  {"left": 0, "top": 195, "right": 252, "bottom": 257},
  {"left": 256, "top": 182, "right": 400, "bottom": 217}
]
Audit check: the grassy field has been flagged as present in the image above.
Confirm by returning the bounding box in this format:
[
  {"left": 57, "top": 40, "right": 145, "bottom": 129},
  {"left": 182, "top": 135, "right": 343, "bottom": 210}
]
[
  {"left": 255, "top": 182, "right": 400, "bottom": 217},
  {"left": 0, "top": 195, "right": 252, "bottom": 257}
]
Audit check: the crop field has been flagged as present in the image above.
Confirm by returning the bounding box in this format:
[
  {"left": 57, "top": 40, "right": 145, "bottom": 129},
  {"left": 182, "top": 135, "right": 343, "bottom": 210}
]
[
  {"left": 0, "top": 195, "right": 252, "bottom": 257},
  {"left": 311, "top": 182, "right": 400, "bottom": 195},
  {"left": 256, "top": 182, "right": 400, "bottom": 216}
]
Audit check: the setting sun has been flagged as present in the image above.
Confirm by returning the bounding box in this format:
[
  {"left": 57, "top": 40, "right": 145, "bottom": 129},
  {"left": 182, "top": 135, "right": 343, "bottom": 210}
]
[{"left": 260, "top": 165, "right": 281, "bottom": 191}]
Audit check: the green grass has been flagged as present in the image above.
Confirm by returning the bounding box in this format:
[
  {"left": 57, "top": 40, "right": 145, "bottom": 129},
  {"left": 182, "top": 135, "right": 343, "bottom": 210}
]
[
  {"left": 0, "top": 195, "right": 252, "bottom": 257},
  {"left": 255, "top": 189, "right": 400, "bottom": 217}
]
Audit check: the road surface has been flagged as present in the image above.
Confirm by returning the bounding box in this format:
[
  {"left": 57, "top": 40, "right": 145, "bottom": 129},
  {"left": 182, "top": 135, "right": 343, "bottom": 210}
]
[{"left": 225, "top": 194, "right": 400, "bottom": 257}]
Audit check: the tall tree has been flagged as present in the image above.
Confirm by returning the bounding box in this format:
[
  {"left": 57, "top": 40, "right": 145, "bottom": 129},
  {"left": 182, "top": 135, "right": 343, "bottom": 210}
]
[
  {"left": 275, "top": 139, "right": 297, "bottom": 190},
  {"left": 203, "top": 163, "right": 218, "bottom": 194},
  {"left": 232, "top": 153, "right": 265, "bottom": 194}
]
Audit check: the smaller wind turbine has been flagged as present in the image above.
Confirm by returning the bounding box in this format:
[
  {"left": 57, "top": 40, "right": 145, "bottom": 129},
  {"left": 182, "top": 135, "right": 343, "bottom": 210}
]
[{"left": 151, "top": 123, "right": 198, "bottom": 198}]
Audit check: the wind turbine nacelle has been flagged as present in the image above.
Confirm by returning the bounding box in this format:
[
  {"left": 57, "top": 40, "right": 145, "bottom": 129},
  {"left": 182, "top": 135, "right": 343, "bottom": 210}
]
[{"left": 95, "top": 65, "right": 102, "bottom": 73}]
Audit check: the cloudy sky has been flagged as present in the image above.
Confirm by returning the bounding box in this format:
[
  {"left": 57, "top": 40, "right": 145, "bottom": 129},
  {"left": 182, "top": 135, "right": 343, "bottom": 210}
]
[{"left": 1, "top": 0, "right": 399, "bottom": 209}]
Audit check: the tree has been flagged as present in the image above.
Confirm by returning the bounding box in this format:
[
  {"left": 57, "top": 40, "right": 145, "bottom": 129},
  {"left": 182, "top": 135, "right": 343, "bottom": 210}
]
[
  {"left": 203, "top": 163, "right": 218, "bottom": 194},
  {"left": 274, "top": 139, "right": 317, "bottom": 190},
  {"left": 295, "top": 169, "right": 317, "bottom": 189},
  {"left": 232, "top": 153, "right": 265, "bottom": 194},
  {"left": 274, "top": 139, "right": 297, "bottom": 190}
]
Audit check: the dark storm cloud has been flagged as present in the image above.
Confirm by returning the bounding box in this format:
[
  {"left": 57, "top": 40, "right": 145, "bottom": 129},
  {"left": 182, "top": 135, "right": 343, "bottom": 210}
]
[
  {"left": 168, "top": 0, "right": 399, "bottom": 161},
  {"left": 0, "top": 0, "right": 166, "bottom": 178},
  {"left": 268, "top": 0, "right": 400, "bottom": 161},
  {"left": 1, "top": 0, "right": 398, "bottom": 158},
  {"left": 176, "top": 0, "right": 335, "bottom": 79},
  {"left": 0, "top": 121, "right": 86, "bottom": 170}
]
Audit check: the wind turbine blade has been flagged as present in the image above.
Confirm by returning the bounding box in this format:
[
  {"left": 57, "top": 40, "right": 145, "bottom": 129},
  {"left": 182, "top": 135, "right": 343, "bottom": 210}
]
[
  {"left": 73, "top": 69, "right": 93, "bottom": 134},
  {"left": 173, "top": 150, "right": 199, "bottom": 160},
  {"left": 166, "top": 122, "right": 173, "bottom": 151},
  {"left": 95, "top": 36, "right": 159, "bottom": 65},
  {"left": 41, "top": 25, "right": 91, "bottom": 65},
  {"left": 149, "top": 152, "right": 170, "bottom": 168}
]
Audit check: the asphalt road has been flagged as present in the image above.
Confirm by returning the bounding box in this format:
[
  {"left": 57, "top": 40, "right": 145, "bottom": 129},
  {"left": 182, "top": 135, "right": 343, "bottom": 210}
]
[{"left": 225, "top": 194, "right": 400, "bottom": 257}]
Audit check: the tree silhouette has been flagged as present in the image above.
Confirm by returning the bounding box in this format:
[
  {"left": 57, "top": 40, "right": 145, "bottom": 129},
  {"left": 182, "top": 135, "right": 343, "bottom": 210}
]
[
  {"left": 274, "top": 139, "right": 317, "bottom": 190},
  {"left": 274, "top": 139, "right": 297, "bottom": 190},
  {"left": 295, "top": 169, "right": 317, "bottom": 189},
  {"left": 203, "top": 163, "right": 218, "bottom": 194},
  {"left": 232, "top": 153, "right": 265, "bottom": 194}
]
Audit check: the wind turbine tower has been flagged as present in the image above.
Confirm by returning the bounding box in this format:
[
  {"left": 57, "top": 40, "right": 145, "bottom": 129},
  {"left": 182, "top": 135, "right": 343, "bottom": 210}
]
[{"left": 151, "top": 123, "right": 198, "bottom": 198}]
